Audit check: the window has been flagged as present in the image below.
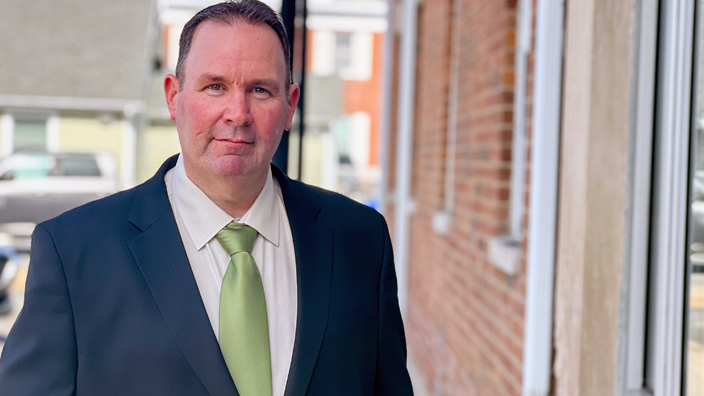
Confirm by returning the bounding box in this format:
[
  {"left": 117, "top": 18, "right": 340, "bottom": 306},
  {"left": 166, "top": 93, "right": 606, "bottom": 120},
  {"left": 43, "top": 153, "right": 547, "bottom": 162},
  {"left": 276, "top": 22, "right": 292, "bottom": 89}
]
[
  {"left": 56, "top": 156, "right": 101, "bottom": 177},
  {"left": 334, "top": 32, "right": 352, "bottom": 73},
  {"left": 636, "top": 1, "right": 697, "bottom": 395},
  {"left": 0, "top": 113, "right": 58, "bottom": 155},
  {"left": 13, "top": 118, "right": 47, "bottom": 151},
  {"left": 683, "top": 1, "right": 704, "bottom": 393}
]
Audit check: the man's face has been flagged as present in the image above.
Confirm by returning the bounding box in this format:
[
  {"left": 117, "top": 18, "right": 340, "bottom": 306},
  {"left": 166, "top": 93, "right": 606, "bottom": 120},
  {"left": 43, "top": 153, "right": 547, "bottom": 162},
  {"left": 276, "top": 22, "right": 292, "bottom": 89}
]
[{"left": 165, "top": 21, "right": 299, "bottom": 183}]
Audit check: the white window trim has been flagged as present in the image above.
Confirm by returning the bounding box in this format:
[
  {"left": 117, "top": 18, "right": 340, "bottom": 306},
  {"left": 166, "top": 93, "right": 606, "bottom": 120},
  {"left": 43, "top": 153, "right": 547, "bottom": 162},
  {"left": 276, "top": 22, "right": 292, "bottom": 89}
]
[
  {"left": 647, "top": 0, "right": 695, "bottom": 395},
  {"left": 520, "top": 0, "right": 564, "bottom": 394},
  {"left": 121, "top": 107, "right": 138, "bottom": 189},
  {"left": 508, "top": 0, "right": 532, "bottom": 239},
  {"left": 339, "top": 32, "right": 374, "bottom": 81},
  {"left": 306, "top": 15, "right": 387, "bottom": 33},
  {"left": 486, "top": 0, "right": 533, "bottom": 276},
  {"left": 618, "top": 0, "right": 658, "bottom": 394},
  {"left": 311, "top": 30, "right": 336, "bottom": 76},
  {"left": 46, "top": 115, "right": 60, "bottom": 153},
  {"left": 431, "top": 0, "right": 462, "bottom": 235},
  {"left": 0, "top": 113, "right": 14, "bottom": 157}
]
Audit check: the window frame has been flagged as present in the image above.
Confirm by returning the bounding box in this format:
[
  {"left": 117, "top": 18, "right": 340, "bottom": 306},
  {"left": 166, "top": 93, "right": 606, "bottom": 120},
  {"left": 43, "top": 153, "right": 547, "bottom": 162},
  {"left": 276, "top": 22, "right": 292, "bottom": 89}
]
[
  {"left": 621, "top": 0, "right": 659, "bottom": 393},
  {"left": 642, "top": 0, "right": 696, "bottom": 395},
  {"left": 0, "top": 112, "right": 59, "bottom": 155}
]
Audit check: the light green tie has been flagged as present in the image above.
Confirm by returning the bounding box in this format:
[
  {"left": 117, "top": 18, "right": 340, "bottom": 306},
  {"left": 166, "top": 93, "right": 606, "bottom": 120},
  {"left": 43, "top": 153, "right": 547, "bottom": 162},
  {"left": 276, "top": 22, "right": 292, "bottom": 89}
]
[{"left": 216, "top": 222, "right": 272, "bottom": 396}]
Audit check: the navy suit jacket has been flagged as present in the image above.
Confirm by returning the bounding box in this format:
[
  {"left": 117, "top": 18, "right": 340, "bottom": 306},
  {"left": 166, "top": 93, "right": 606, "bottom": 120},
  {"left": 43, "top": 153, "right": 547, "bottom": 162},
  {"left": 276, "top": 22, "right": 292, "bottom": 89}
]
[{"left": 0, "top": 155, "right": 413, "bottom": 395}]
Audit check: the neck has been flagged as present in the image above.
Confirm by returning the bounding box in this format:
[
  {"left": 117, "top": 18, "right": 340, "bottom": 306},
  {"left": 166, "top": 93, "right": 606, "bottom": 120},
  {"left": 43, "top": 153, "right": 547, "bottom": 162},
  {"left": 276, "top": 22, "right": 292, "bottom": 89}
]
[{"left": 183, "top": 163, "right": 268, "bottom": 219}]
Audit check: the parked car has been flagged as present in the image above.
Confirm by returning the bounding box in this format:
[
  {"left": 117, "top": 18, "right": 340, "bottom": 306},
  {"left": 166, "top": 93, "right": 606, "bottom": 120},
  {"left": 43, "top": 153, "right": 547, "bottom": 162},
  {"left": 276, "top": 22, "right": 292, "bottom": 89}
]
[
  {"left": 0, "top": 233, "right": 19, "bottom": 315},
  {"left": 0, "top": 150, "right": 118, "bottom": 250}
]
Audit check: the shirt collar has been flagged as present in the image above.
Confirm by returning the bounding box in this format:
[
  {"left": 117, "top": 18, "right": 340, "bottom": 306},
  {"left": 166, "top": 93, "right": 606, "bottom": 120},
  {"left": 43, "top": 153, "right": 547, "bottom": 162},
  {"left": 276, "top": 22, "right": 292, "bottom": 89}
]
[
  {"left": 171, "top": 154, "right": 280, "bottom": 250},
  {"left": 239, "top": 166, "right": 280, "bottom": 247}
]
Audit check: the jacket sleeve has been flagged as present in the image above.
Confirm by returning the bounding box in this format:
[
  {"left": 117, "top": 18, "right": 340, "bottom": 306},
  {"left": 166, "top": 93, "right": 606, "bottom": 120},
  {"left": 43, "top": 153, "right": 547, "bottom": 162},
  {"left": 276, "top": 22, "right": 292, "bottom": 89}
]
[
  {"left": 0, "top": 223, "right": 77, "bottom": 395},
  {"left": 374, "top": 218, "right": 414, "bottom": 395}
]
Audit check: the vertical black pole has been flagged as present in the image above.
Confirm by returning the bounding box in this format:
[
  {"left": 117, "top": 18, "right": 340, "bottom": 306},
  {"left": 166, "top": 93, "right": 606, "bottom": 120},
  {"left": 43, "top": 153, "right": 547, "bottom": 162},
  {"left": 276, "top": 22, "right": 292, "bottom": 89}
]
[
  {"left": 280, "top": 0, "right": 295, "bottom": 52},
  {"left": 272, "top": 129, "right": 289, "bottom": 174},
  {"left": 272, "top": 0, "right": 297, "bottom": 174},
  {"left": 296, "top": 0, "right": 307, "bottom": 180}
]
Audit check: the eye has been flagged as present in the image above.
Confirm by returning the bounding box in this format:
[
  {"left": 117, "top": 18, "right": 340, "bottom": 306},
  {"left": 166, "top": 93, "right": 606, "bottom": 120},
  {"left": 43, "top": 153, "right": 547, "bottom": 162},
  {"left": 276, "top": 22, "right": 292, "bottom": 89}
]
[
  {"left": 253, "top": 87, "right": 269, "bottom": 94},
  {"left": 208, "top": 84, "right": 223, "bottom": 91}
]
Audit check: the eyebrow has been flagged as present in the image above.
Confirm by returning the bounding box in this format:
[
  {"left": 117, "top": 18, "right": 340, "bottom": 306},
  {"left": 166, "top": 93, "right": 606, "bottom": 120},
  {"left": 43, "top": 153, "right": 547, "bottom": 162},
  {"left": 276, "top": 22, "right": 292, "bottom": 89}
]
[
  {"left": 194, "top": 73, "right": 228, "bottom": 86},
  {"left": 193, "top": 74, "right": 281, "bottom": 93}
]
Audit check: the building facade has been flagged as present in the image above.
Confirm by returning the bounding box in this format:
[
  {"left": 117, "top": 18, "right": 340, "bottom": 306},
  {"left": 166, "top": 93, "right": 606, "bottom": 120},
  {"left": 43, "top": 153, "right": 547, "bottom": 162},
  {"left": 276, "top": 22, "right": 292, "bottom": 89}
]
[{"left": 383, "top": 0, "right": 704, "bottom": 395}]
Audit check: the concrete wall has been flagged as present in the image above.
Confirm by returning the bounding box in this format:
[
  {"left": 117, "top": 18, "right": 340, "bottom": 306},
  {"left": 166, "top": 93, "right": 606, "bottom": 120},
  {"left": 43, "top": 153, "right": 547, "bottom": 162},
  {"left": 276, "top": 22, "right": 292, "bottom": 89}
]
[{"left": 553, "top": 1, "right": 635, "bottom": 395}]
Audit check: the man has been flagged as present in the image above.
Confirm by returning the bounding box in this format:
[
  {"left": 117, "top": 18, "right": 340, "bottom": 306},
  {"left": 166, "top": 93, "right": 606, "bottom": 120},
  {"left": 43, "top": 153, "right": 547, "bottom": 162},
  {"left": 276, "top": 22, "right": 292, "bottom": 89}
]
[{"left": 0, "top": 1, "right": 413, "bottom": 395}]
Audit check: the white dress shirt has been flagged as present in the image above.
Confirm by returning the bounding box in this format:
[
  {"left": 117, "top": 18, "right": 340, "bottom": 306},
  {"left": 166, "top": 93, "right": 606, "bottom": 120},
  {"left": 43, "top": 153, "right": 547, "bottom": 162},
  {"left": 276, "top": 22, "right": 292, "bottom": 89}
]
[{"left": 164, "top": 155, "right": 297, "bottom": 396}]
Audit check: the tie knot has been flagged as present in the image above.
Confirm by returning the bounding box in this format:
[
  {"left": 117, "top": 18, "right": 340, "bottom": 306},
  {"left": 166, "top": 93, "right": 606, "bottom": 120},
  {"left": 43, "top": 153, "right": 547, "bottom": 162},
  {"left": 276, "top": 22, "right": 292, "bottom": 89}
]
[{"left": 216, "top": 222, "right": 257, "bottom": 256}]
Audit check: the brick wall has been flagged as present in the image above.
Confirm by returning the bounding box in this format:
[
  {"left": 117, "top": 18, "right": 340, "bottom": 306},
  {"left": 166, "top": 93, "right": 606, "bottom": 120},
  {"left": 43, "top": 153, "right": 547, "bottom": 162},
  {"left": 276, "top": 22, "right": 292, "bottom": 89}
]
[{"left": 387, "top": 0, "right": 535, "bottom": 394}]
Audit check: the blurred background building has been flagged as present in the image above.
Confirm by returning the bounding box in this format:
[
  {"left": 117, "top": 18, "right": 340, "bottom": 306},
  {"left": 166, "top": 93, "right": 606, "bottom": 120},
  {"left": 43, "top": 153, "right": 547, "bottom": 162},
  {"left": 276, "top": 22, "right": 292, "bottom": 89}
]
[{"left": 1, "top": 0, "right": 704, "bottom": 395}]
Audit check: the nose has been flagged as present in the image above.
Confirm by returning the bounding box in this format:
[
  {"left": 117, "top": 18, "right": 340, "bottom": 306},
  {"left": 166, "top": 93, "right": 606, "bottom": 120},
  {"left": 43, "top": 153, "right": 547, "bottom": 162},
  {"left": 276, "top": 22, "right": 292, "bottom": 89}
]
[{"left": 222, "top": 89, "right": 252, "bottom": 127}]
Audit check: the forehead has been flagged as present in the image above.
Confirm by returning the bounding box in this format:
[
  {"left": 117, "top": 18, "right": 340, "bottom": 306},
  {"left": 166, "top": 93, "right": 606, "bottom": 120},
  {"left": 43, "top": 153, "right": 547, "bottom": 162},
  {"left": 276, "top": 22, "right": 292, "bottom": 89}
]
[{"left": 185, "top": 20, "right": 287, "bottom": 81}]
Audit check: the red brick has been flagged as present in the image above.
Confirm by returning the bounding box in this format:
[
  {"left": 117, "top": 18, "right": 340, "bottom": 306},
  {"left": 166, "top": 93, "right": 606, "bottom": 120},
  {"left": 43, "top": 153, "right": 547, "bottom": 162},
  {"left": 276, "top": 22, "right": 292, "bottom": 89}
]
[{"left": 389, "top": 0, "right": 533, "bottom": 394}]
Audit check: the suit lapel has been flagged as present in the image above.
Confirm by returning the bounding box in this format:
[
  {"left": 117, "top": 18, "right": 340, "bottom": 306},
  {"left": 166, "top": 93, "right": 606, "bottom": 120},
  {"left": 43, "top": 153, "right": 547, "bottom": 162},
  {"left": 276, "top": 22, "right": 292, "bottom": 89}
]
[
  {"left": 273, "top": 167, "right": 333, "bottom": 396},
  {"left": 127, "top": 156, "right": 239, "bottom": 396},
  {"left": 125, "top": 159, "right": 333, "bottom": 396}
]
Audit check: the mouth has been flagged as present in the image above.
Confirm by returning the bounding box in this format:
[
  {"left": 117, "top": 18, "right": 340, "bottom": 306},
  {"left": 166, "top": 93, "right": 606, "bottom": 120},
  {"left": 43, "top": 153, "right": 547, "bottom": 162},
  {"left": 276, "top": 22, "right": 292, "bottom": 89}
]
[{"left": 216, "top": 138, "right": 253, "bottom": 146}]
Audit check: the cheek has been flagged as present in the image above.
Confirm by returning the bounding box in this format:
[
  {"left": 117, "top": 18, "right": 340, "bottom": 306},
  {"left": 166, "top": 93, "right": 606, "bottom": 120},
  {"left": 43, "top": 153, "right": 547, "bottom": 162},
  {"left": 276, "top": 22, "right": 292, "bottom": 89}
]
[
  {"left": 253, "top": 103, "right": 287, "bottom": 131},
  {"left": 179, "top": 100, "right": 218, "bottom": 139}
]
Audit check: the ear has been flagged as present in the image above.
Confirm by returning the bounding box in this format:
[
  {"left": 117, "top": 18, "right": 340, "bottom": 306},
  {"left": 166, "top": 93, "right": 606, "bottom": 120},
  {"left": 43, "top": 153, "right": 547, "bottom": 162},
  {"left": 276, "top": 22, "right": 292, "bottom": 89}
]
[
  {"left": 164, "top": 74, "right": 180, "bottom": 121},
  {"left": 285, "top": 83, "right": 300, "bottom": 130}
]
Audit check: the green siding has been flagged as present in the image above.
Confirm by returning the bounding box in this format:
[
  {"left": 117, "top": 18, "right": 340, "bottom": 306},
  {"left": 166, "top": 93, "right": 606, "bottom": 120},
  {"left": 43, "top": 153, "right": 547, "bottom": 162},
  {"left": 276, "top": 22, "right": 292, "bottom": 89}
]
[
  {"left": 138, "top": 125, "right": 180, "bottom": 183},
  {"left": 59, "top": 117, "right": 123, "bottom": 179},
  {"left": 14, "top": 119, "right": 46, "bottom": 150}
]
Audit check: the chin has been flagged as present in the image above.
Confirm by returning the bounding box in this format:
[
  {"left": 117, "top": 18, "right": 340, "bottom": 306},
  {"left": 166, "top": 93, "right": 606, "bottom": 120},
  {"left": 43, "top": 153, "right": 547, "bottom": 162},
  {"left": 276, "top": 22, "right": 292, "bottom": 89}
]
[{"left": 210, "top": 156, "right": 261, "bottom": 179}]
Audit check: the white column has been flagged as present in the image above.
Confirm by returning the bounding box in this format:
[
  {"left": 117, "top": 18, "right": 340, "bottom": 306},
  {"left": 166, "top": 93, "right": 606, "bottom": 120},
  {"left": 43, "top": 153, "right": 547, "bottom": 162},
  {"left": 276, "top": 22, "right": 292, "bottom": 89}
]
[
  {"left": 1, "top": 113, "right": 14, "bottom": 156},
  {"left": 393, "top": 0, "right": 420, "bottom": 316},
  {"left": 378, "top": 0, "right": 396, "bottom": 214},
  {"left": 521, "top": 0, "right": 564, "bottom": 395},
  {"left": 121, "top": 114, "right": 137, "bottom": 188},
  {"left": 46, "top": 115, "right": 60, "bottom": 153}
]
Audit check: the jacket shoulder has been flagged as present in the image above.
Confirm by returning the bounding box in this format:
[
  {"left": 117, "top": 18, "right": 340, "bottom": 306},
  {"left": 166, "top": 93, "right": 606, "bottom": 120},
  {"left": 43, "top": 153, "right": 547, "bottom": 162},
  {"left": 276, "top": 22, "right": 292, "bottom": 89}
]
[
  {"left": 40, "top": 182, "right": 144, "bottom": 235},
  {"left": 41, "top": 155, "right": 177, "bottom": 234}
]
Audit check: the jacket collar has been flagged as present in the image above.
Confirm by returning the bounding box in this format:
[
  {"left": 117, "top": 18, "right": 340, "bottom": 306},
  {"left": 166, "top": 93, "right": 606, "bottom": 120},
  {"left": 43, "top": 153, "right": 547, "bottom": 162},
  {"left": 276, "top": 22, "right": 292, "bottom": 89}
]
[
  {"left": 271, "top": 166, "right": 333, "bottom": 396},
  {"left": 127, "top": 154, "right": 239, "bottom": 396},
  {"left": 127, "top": 154, "right": 177, "bottom": 232}
]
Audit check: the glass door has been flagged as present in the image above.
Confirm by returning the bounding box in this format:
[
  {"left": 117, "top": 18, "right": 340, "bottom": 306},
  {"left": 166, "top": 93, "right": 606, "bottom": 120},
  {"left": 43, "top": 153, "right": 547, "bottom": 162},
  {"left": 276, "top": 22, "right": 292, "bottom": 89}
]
[{"left": 687, "top": 3, "right": 704, "bottom": 394}]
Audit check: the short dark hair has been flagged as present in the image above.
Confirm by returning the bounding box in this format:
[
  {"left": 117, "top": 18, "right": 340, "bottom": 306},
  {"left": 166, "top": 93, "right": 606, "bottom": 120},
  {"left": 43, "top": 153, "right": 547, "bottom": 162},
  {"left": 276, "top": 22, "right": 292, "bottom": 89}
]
[{"left": 175, "top": 0, "right": 292, "bottom": 91}]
